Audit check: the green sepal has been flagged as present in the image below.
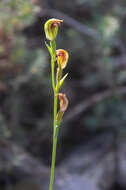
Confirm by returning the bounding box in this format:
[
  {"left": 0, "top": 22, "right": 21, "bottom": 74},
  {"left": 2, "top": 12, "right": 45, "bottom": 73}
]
[{"left": 59, "top": 73, "right": 68, "bottom": 88}]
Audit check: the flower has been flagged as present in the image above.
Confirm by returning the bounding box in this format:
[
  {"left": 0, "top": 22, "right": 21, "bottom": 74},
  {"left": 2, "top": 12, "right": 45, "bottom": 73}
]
[
  {"left": 57, "top": 93, "right": 69, "bottom": 123},
  {"left": 44, "top": 18, "right": 63, "bottom": 41},
  {"left": 56, "top": 49, "right": 69, "bottom": 69},
  {"left": 58, "top": 93, "right": 68, "bottom": 112}
]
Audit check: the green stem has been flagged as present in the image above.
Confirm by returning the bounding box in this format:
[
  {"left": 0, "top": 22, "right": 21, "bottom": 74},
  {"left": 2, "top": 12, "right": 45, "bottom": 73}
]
[
  {"left": 51, "top": 57, "right": 55, "bottom": 91},
  {"left": 49, "top": 135, "right": 58, "bottom": 190},
  {"left": 49, "top": 94, "right": 58, "bottom": 190},
  {"left": 49, "top": 39, "right": 58, "bottom": 190},
  {"left": 50, "top": 40, "right": 56, "bottom": 91}
]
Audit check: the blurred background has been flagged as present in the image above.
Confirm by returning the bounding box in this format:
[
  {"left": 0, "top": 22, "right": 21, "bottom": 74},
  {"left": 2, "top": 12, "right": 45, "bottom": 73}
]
[{"left": 0, "top": 0, "right": 126, "bottom": 190}]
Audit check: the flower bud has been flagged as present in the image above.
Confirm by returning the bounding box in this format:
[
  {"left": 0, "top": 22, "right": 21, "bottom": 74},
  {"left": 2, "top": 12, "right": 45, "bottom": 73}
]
[
  {"left": 56, "top": 49, "right": 69, "bottom": 69},
  {"left": 58, "top": 93, "right": 68, "bottom": 112},
  {"left": 44, "top": 18, "right": 63, "bottom": 41},
  {"left": 57, "top": 93, "right": 69, "bottom": 124}
]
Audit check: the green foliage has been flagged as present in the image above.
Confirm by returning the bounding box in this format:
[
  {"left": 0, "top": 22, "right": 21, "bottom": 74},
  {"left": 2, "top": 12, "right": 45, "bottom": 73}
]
[
  {"left": 0, "top": 0, "right": 47, "bottom": 80},
  {"left": 0, "top": 0, "right": 48, "bottom": 144},
  {"left": 0, "top": 0, "right": 37, "bottom": 34}
]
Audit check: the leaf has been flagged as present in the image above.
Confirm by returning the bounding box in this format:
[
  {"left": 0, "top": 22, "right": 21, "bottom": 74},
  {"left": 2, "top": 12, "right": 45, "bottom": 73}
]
[
  {"left": 45, "top": 41, "right": 52, "bottom": 56},
  {"left": 59, "top": 73, "right": 68, "bottom": 88}
]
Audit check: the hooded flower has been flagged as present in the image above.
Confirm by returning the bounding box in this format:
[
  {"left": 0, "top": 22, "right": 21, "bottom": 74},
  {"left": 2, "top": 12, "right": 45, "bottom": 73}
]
[
  {"left": 57, "top": 93, "right": 69, "bottom": 123},
  {"left": 58, "top": 93, "right": 68, "bottom": 112},
  {"left": 44, "top": 18, "right": 63, "bottom": 41},
  {"left": 56, "top": 49, "right": 69, "bottom": 69}
]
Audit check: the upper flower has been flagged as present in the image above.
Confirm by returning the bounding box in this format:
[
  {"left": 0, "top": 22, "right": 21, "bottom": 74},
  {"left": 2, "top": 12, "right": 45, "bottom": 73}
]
[
  {"left": 56, "top": 49, "right": 69, "bottom": 69},
  {"left": 44, "top": 18, "right": 63, "bottom": 41}
]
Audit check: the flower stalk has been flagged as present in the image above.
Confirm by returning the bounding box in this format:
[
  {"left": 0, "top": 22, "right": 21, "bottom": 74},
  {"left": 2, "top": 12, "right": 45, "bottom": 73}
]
[{"left": 44, "top": 18, "right": 69, "bottom": 190}]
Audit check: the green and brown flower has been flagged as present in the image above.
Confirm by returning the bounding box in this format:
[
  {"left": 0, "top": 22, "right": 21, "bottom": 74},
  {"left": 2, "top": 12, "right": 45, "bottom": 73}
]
[
  {"left": 56, "top": 49, "right": 69, "bottom": 69},
  {"left": 44, "top": 18, "right": 63, "bottom": 41}
]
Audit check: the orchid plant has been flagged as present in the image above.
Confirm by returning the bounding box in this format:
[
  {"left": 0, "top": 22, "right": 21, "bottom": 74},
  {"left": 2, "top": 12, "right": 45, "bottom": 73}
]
[{"left": 44, "top": 18, "right": 69, "bottom": 190}]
